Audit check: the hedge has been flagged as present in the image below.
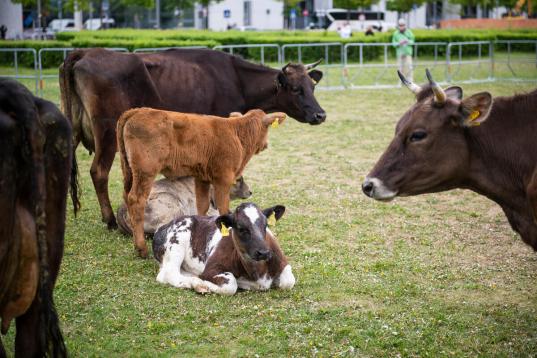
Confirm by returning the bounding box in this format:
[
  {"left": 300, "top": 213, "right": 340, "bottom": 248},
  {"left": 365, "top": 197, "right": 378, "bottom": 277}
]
[{"left": 1, "top": 29, "right": 536, "bottom": 68}]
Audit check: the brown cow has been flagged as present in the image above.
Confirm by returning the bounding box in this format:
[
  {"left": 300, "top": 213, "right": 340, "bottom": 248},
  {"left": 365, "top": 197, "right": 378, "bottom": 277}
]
[
  {"left": 60, "top": 48, "right": 326, "bottom": 230},
  {"left": 0, "top": 78, "right": 76, "bottom": 356},
  {"left": 117, "top": 108, "right": 286, "bottom": 258},
  {"left": 362, "top": 69, "right": 537, "bottom": 250}
]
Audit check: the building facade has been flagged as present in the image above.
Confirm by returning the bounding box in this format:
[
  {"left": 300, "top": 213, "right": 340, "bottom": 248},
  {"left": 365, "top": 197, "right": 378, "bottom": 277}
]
[{"left": 195, "top": 0, "right": 284, "bottom": 30}]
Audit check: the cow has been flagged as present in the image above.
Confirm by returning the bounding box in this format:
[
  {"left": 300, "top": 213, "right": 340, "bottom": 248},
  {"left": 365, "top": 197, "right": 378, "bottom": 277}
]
[
  {"left": 362, "top": 69, "right": 537, "bottom": 250},
  {"left": 118, "top": 108, "right": 285, "bottom": 258},
  {"left": 60, "top": 48, "right": 326, "bottom": 230},
  {"left": 116, "top": 176, "right": 252, "bottom": 236},
  {"left": 0, "top": 78, "right": 78, "bottom": 356},
  {"left": 152, "top": 202, "right": 295, "bottom": 295}
]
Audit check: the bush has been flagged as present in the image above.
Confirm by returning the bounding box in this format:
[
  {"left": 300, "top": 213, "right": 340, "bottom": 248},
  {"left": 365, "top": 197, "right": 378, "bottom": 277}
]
[{"left": 2, "top": 29, "right": 536, "bottom": 67}]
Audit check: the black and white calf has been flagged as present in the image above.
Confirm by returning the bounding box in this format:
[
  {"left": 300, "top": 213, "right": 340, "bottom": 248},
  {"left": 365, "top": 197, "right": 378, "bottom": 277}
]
[{"left": 152, "top": 203, "right": 296, "bottom": 295}]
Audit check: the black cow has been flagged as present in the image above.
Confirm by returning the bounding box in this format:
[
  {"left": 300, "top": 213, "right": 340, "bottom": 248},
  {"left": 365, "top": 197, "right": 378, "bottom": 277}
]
[
  {"left": 60, "top": 48, "right": 326, "bottom": 229},
  {"left": 0, "top": 78, "right": 78, "bottom": 356}
]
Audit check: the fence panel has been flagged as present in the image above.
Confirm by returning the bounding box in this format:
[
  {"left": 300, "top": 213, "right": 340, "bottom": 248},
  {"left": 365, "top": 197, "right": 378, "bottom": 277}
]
[
  {"left": 133, "top": 46, "right": 208, "bottom": 53},
  {"left": 213, "top": 44, "right": 281, "bottom": 66},
  {"left": 446, "top": 41, "right": 494, "bottom": 83},
  {"left": 493, "top": 40, "right": 537, "bottom": 81},
  {"left": 0, "top": 48, "right": 39, "bottom": 93}
]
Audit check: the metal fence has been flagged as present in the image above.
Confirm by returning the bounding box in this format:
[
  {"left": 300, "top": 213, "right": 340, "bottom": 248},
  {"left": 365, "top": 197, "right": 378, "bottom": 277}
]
[
  {"left": 0, "top": 48, "right": 39, "bottom": 92},
  {"left": 213, "top": 44, "right": 281, "bottom": 65},
  {"left": 1, "top": 40, "right": 536, "bottom": 95}
]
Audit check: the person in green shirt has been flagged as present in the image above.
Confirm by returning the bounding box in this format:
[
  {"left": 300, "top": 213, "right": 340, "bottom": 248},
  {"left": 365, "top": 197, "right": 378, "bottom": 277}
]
[{"left": 392, "top": 18, "right": 415, "bottom": 81}]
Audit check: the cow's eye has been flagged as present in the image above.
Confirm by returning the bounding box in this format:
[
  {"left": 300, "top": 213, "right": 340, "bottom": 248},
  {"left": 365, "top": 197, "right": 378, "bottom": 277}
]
[
  {"left": 409, "top": 131, "right": 427, "bottom": 142},
  {"left": 291, "top": 87, "right": 301, "bottom": 95}
]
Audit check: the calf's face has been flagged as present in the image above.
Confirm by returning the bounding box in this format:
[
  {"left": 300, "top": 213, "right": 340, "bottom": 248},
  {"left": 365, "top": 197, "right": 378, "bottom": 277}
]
[
  {"left": 216, "top": 203, "right": 285, "bottom": 261},
  {"left": 362, "top": 70, "right": 492, "bottom": 201}
]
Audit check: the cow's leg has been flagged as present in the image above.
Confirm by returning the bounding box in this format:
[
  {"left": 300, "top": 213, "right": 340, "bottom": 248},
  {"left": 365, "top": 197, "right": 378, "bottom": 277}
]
[
  {"left": 274, "top": 265, "right": 296, "bottom": 290},
  {"left": 14, "top": 298, "right": 40, "bottom": 357},
  {"left": 0, "top": 337, "right": 5, "bottom": 358},
  {"left": 127, "top": 174, "right": 154, "bottom": 258},
  {"left": 213, "top": 178, "right": 233, "bottom": 215},
  {"left": 90, "top": 126, "right": 117, "bottom": 230},
  {"left": 527, "top": 168, "right": 537, "bottom": 224},
  {"left": 195, "top": 179, "right": 211, "bottom": 215},
  {"left": 195, "top": 272, "right": 238, "bottom": 295},
  {"left": 156, "top": 242, "right": 205, "bottom": 289}
]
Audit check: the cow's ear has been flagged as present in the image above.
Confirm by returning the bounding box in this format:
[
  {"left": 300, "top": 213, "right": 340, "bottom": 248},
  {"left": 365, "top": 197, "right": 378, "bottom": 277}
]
[
  {"left": 263, "top": 205, "right": 286, "bottom": 221},
  {"left": 263, "top": 112, "right": 286, "bottom": 127},
  {"left": 445, "top": 86, "right": 463, "bottom": 100},
  {"left": 216, "top": 214, "right": 234, "bottom": 230},
  {"left": 308, "top": 70, "right": 323, "bottom": 85},
  {"left": 277, "top": 71, "right": 288, "bottom": 88},
  {"left": 459, "top": 92, "right": 493, "bottom": 127}
]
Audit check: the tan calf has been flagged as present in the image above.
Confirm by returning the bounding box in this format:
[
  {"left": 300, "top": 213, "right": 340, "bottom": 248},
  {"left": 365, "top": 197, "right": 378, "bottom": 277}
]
[{"left": 117, "top": 108, "right": 285, "bottom": 258}]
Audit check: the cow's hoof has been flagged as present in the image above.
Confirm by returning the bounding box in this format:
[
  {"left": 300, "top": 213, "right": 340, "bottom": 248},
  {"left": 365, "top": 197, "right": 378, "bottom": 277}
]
[
  {"left": 194, "top": 284, "right": 210, "bottom": 294},
  {"left": 137, "top": 247, "right": 148, "bottom": 259},
  {"left": 107, "top": 218, "right": 118, "bottom": 231}
]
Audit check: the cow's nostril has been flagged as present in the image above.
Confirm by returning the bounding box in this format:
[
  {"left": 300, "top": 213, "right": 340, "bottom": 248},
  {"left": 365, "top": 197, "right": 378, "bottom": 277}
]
[
  {"left": 314, "top": 112, "right": 326, "bottom": 122},
  {"left": 362, "top": 181, "right": 374, "bottom": 197},
  {"left": 255, "top": 250, "right": 271, "bottom": 261}
]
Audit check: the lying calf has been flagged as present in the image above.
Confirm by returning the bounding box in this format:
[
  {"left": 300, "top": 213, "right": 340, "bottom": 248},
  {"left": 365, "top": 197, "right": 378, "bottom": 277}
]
[
  {"left": 152, "top": 203, "right": 295, "bottom": 295},
  {"left": 116, "top": 176, "right": 252, "bottom": 236}
]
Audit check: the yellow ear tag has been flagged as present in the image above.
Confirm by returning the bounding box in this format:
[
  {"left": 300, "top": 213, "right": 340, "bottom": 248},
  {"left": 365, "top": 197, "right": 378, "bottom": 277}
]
[
  {"left": 271, "top": 119, "right": 279, "bottom": 128},
  {"left": 268, "top": 212, "right": 277, "bottom": 227},
  {"left": 220, "top": 225, "right": 230, "bottom": 236},
  {"left": 469, "top": 110, "right": 480, "bottom": 121}
]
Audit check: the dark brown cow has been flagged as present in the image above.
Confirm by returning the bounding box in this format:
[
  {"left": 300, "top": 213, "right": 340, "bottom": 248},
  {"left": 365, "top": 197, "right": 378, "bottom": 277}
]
[
  {"left": 362, "top": 69, "right": 537, "bottom": 250},
  {"left": 60, "top": 48, "right": 326, "bottom": 230},
  {"left": 0, "top": 79, "right": 77, "bottom": 356}
]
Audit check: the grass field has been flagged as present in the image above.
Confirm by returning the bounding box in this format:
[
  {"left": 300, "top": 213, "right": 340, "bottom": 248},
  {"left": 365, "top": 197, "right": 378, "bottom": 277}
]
[{"left": 2, "top": 76, "right": 537, "bottom": 356}]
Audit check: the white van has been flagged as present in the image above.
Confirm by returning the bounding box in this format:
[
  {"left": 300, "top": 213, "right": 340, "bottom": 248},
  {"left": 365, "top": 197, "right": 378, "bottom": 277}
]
[
  {"left": 325, "top": 9, "right": 395, "bottom": 32},
  {"left": 47, "top": 19, "right": 76, "bottom": 33},
  {"left": 84, "top": 18, "right": 116, "bottom": 30}
]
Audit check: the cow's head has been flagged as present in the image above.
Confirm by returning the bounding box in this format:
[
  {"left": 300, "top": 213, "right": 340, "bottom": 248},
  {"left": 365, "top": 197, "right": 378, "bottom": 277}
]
[
  {"left": 215, "top": 203, "right": 285, "bottom": 261},
  {"left": 275, "top": 60, "right": 326, "bottom": 125},
  {"left": 362, "top": 69, "right": 493, "bottom": 201},
  {"left": 230, "top": 176, "right": 252, "bottom": 200}
]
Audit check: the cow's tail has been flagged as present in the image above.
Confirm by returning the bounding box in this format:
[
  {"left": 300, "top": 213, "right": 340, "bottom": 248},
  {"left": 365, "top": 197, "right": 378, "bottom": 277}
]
[
  {"left": 59, "top": 51, "right": 84, "bottom": 216},
  {"left": 22, "top": 97, "right": 67, "bottom": 357},
  {"left": 117, "top": 109, "right": 137, "bottom": 205}
]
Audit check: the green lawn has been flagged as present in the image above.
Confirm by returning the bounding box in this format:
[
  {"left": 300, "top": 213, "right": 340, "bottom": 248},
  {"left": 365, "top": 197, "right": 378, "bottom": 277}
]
[{"left": 2, "top": 77, "right": 537, "bottom": 356}]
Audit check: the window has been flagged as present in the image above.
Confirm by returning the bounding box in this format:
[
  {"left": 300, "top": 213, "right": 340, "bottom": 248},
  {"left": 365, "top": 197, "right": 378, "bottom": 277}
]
[{"left": 243, "top": 1, "right": 251, "bottom": 26}]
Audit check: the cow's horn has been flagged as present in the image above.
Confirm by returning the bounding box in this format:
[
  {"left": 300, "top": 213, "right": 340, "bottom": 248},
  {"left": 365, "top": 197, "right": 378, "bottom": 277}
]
[
  {"left": 425, "top": 68, "right": 446, "bottom": 104},
  {"left": 305, "top": 59, "right": 322, "bottom": 70},
  {"left": 397, "top": 70, "right": 421, "bottom": 95}
]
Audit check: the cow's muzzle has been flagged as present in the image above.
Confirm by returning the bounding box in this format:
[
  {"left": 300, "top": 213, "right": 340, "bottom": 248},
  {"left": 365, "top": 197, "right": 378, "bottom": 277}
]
[
  {"left": 310, "top": 112, "right": 326, "bottom": 125},
  {"left": 362, "top": 177, "right": 398, "bottom": 201},
  {"left": 253, "top": 249, "right": 272, "bottom": 261}
]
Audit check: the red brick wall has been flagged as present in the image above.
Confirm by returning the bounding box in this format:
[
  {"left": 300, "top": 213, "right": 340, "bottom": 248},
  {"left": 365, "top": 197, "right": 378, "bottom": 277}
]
[{"left": 440, "top": 18, "right": 537, "bottom": 29}]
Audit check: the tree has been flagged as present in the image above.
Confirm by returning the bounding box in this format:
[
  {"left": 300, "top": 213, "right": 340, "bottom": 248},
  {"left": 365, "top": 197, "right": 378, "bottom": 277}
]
[
  {"left": 334, "top": 0, "right": 381, "bottom": 20},
  {"left": 386, "top": 0, "right": 426, "bottom": 15}
]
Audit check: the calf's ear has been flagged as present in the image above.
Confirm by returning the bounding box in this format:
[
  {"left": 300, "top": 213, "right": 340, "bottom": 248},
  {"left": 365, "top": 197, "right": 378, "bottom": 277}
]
[
  {"left": 263, "top": 112, "right": 287, "bottom": 127},
  {"left": 459, "top": 92, "right": 493, "bottom": 127},
  {"left": 308, "top": 70, "right": 323, "bottom": 85},
  {"left": 216, "top": 214, "right": 234, "bottom": 230},
  {"left": 263, "top": 205, "right": 286, "bottom": 221}
]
